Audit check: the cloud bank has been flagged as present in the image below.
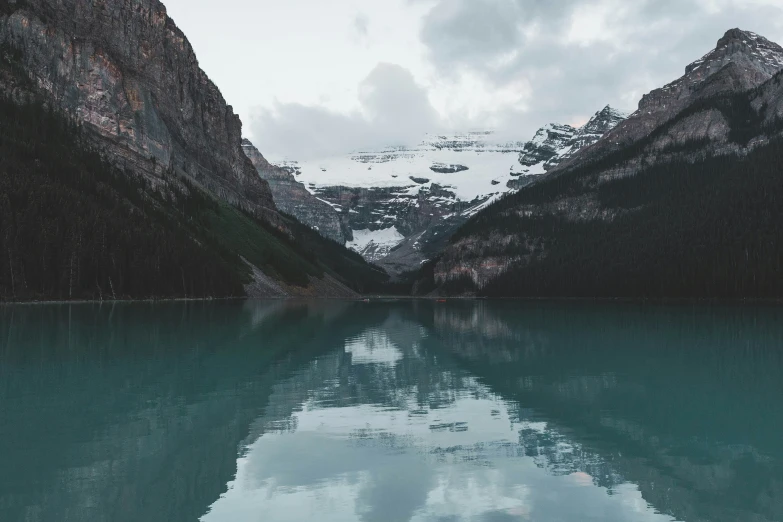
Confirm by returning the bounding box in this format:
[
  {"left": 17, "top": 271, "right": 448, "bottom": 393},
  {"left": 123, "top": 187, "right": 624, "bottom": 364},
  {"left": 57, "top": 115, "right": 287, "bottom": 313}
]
[{"left": 245, "top": 0, "right": 783, "bottom": 159}]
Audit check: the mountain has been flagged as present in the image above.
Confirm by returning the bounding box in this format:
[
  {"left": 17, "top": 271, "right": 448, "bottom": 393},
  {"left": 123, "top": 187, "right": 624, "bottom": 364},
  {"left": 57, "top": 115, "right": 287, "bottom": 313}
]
[
  {"left": 0, "top": 0, "right": 388, "bottom": 300},
  {"left": 513, "top": 105, "right": 628, "bottom": 185},
  {"left": 516, "top": 124, "right": 576, "bottom": 179},
  {"left": 272, "top": 108, "right": 626, "bottom": 275},
  {"left": 0, "top": 0, "right": 275, "bottom": 217},
  {"left": 558, "top": 29, "right": 783, "bottom": 173},
  {"left": 422, "top": 29, "right": 783, "bottom": 298},
  {"left": 242, "top": 139, "right": 349, "bottom": 243}
]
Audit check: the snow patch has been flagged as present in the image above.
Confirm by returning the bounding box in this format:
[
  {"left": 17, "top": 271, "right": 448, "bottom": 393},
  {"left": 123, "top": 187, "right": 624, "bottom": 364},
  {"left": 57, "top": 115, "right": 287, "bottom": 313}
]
[{"left": 347, "top": 227, "right": 406, "bottom": 260}]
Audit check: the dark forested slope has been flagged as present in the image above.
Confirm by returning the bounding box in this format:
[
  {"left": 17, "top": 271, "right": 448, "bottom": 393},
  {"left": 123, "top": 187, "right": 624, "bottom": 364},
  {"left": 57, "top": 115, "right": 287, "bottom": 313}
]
[
  {"left": 0, "top": 98, "right": 242, "bottom": 300},
  {"left": 479, "top": 137, "right": 783, "bottom": 298},
  {"left": 0, "top": 97, "right": 388, "bottom": 301}
]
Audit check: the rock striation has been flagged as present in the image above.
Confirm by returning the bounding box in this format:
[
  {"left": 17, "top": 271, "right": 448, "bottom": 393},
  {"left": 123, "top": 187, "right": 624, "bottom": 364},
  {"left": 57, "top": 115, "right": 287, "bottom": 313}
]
[
  {"left": 0, "top": 0, "right": 276, "bottom": 217},
  {"left": 242, "top": 139, "right": 348, "bottom": 243},
  {"left": 558, "top": 29, "right": 783, "bottom": 171}
]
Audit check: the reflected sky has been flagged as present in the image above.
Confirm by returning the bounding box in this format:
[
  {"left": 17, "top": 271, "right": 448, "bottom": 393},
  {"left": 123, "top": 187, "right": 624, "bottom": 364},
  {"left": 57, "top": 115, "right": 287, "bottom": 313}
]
[
  {"left": 1, "top": 301, "right": 782, "bottom": 522},
  {"left": 202, "top": 316, "right": 675, "bottom": 522}
]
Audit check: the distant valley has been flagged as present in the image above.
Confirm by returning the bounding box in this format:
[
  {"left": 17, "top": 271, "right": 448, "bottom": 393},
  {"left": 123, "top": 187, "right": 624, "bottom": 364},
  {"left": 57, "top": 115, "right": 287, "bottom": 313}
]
[{"left": 255, "top": 106, "right": 628, "bottom": 274}]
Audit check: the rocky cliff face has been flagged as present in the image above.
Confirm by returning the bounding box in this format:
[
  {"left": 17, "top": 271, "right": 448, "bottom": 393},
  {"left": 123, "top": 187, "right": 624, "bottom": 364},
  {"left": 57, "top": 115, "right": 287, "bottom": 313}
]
[
  {"left": 517, "top": 106, "right": 628, "bottom": 175},
  {"left": 558, "top": 29, "right": 783, "bottom": 172},
  {"left": 566, "top": 106, "right": 629, "bottom": 158},
  {"left": 0, "top": 0, "right": 276, "bottom": 217},
  {"left": 242, "top": 139, "right": 348, "bottom": 243},
  {"left": 518, "top": 124, "right": 576, "bottom": 170}
]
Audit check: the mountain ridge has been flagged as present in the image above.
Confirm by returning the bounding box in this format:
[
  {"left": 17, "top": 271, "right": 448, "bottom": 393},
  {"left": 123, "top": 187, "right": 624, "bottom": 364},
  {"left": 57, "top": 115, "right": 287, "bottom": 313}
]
[
  {"left": 516, "top": 105, "right": 628, "bottom": 179},
  {"left": 423, "top": 28, "right": 783, "bottom": 298},
  {"left": 555, "top": 28, "right": 783, "bottom": 173}
]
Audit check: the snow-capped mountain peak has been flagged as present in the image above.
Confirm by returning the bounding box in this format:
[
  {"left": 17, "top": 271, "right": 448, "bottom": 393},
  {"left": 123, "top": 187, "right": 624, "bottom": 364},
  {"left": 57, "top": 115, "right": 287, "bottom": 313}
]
[
  {"left": 569, "top": 30, "right": 783, "bottom": 171},
  {"left": 580, "top": 106, "right": 630, "bottom": 136},
  {"left": 517, "top": 106, "right": 629, "bottom": 176}
]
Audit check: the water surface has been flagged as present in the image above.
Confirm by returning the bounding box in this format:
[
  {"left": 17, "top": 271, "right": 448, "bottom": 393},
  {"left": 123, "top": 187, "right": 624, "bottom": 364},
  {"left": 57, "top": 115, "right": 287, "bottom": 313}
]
[{"left": 1, "top": 300, "right": 781, "bottom": 522}]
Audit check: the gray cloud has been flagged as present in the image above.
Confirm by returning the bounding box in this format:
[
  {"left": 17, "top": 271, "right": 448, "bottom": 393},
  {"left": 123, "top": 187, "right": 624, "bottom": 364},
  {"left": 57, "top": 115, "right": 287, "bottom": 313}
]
[
  {"left": 249, "top": 0, "right": 783, "bottom": 160},
  {"left": 359, "top": 63, "right": 441, "bottom": 133},
  {"left": 251, "top": 63, "right": 442, "bottom": 159},
  {"left": 421, "top": 0, "right": 783, "bottom": 136},
  {"left": 420, "top": 0, "right": 526, "bottom": 67}
]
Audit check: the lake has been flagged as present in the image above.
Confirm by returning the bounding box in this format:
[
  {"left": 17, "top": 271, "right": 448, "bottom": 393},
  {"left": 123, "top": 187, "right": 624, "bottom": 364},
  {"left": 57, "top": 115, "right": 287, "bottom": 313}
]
[{"left": 0, "top": 300, "right": 781, "bottom": 522}]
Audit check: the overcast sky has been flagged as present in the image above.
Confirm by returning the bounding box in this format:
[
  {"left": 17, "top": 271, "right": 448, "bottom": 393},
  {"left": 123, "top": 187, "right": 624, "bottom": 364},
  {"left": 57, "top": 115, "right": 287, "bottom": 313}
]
[{"left": 163, "top": 0, "right": 783, "bottom": 160}]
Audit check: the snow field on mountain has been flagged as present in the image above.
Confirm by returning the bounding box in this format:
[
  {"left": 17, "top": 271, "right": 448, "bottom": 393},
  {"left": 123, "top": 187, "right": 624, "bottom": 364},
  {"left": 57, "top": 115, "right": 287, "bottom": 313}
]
[{"left": 291, "top": 147, "right": 524, "bottom": 202}]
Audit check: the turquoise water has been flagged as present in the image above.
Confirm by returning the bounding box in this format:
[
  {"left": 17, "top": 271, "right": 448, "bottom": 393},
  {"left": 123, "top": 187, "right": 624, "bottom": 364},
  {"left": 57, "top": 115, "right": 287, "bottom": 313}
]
[{"left": 1, "top": 301, "right": 781, "bottom": 522}]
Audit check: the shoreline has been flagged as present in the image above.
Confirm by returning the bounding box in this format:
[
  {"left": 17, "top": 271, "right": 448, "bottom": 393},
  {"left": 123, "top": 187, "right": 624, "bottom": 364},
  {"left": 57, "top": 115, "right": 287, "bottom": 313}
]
[
  {"left": 4, "top": 295, "right": 783, "bottom": 306},
  {"left": 0, "top": 296, "right": 247, "bottom": 306}
]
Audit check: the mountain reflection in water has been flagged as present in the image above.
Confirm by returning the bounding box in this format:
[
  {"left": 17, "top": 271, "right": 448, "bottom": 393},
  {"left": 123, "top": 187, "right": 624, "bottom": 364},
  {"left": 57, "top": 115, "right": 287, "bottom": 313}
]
[{"left": 0, "top": 300, "right": 781, "bottom": 522}]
